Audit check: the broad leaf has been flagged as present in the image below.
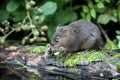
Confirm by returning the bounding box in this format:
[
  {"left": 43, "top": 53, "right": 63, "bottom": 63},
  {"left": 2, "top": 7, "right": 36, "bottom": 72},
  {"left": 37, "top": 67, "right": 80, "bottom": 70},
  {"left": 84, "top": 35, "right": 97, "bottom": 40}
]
[
  {"left": 40, "top": 1, "right": 57, "bottom": 15},
  {"left": 56, "top": 11, "right": 77, "bottom": 25},
  {"left": 7, "top": 0, "right": 19, "bottom": 12},
  {"left": 98, "top": 14, "right": 110, "bottom": 24},
  {"left": 98, "top": 13, "right": 117, "bottom": 24}
]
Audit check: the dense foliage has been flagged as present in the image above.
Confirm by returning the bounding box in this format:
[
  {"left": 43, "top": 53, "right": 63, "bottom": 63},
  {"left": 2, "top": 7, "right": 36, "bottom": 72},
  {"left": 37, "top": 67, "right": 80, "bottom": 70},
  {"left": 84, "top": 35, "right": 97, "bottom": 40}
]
[{"left": 0, "top": 0, "right": 120, "bottom": 48}]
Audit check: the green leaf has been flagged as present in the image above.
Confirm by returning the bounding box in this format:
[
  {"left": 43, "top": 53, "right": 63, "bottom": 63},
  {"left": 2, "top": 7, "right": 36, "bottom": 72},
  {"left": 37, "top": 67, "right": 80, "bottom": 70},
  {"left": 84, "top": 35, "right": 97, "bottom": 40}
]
[
  {"left": 47, "top": 25, "right": 56, "bottom": 41},
  {"left": 39, "top": 14, "right": 45, "bottom": 23},
  {"left": 95, "top": 0, "right": 99, "bottom": 2},
  {"left": 86, "top": 14, "right": 91, "bottom": 21},
  {"left": 105, "top": 0, "right": 110, "bottom": 3},
  {"left": 82, "top": 5, "right": 89, "bottom": 13},
  {"left": 11, "top": 9, "right": 26, "bottom": 22},
  {"left": 40, "top": 1, "right": 57, "bottom": 15},
  {"left": 98, "top": 13, "right": 117, "bottom": 24},
  {"left": 97, "top": 2, "right": 105, "bottom": 8},
  {"left": 90, "top": 8, "right": 96, "bottom": 19},
  {"left": 95, "top": 7, "right": 106, "bottom": 13},
  {"left": 6, "top": 0, "right": 19, "bottom": 12},
  {"left": 0, "top": 10, "right": 9, "bottom": 22},
  {"left": 116, "top": 35, "right": 120, "bottom": 40},
  {"left": 110, "top": 16, "right": 117, "bottom": 22},
  {"left": 98, "top": 14, "right": 110, "bottom": 24},
  {"left": 118, "top": 2, "right": 120, "bottom": 23},
  {"left": 88, "top": 1, "right": 94, "bottom": 8},
  {"left": 118, "top": 41, "right": 120, "bottom": 48},
  {"left": 56, "top": 11, "right": 77, "bottom": 25},
  {"left": 80, "top": 12, "right": 86, "bottom": 18},
  {"left": 116, "top": 30, "right": 120, "bottom": 35}
]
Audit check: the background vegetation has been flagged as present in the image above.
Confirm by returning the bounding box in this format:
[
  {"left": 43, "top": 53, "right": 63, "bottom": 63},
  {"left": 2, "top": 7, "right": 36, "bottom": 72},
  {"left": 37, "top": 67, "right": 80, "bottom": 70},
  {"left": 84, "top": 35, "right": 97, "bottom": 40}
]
[{"left": 0, "top": 0, "right": 120, "bottom": 48}]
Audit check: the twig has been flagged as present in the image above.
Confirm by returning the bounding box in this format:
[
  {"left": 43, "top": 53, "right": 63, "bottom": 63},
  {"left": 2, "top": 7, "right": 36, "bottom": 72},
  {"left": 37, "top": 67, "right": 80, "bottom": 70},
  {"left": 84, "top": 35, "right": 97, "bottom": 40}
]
[{"left": 96, "top": 22, "right": 110, "bottom": 41}]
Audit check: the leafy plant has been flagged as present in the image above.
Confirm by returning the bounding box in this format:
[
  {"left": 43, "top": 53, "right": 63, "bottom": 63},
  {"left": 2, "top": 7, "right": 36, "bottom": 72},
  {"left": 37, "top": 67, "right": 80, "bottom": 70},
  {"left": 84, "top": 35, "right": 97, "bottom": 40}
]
[
  {"left": 117, "top": 0, "right": 120, "bottom": 23},
  {"left": 116, "top": 30, "right": 120, "bottom": 48},
  {"left": 80, "top": 0, "right": 118, "bottom": 24},
  {"left": 83, "top": 0, "right": 116, "bottom": 23},
  {"left": 0, "top": 0, "right": 57, "bottom": 44},
  {"left": 0, "top": 0, "right": 119, "bottom": 46}
]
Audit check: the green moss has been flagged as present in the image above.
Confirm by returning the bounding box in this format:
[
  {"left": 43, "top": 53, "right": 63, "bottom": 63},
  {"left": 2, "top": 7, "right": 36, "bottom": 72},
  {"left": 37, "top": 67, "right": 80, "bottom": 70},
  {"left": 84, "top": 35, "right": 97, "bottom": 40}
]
[
  {"left": 63, "top": 49, "right": 120, "bottom": 67},
  {"left": 63, "top": 50, "right": 106, "bottom": 67},
  {"left": 87, "top": 51, "right": 106, "bottom": 63},
  {"left": 25, "top": 45, "right": 46, "bottom": 56},
  {"left": 116, "top": 64, "right": 120, "bottom": 72},
  {"left": 64, "top": 53, "right": 85, "bottom": 67}
]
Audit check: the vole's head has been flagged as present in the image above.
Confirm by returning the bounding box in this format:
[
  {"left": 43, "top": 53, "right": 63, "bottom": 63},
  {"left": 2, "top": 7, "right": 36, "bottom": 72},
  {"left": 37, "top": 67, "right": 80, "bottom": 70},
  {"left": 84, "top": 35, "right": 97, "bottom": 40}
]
[{"left": 51, "top": 26, "right": 70, "bottom": 52}]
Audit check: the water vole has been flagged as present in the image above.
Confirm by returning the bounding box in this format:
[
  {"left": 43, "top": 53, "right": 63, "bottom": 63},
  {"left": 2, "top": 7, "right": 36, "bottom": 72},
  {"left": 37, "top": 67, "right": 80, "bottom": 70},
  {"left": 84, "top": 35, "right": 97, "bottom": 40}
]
[{"left": 51, "top": 20, "right": 104, "bottom": 52}]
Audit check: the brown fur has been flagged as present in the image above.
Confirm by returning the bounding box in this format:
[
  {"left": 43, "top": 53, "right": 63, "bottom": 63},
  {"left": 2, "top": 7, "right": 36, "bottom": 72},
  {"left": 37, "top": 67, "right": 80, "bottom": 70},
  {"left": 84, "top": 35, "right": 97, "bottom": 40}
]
[{"left": 51, "top": 20, "right": 104, "bottom": 52}]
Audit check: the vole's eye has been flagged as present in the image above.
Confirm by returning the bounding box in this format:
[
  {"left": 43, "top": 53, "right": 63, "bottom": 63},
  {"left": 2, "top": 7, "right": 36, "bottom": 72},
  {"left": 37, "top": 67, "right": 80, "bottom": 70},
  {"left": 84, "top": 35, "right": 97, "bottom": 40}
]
[{"left": 55, "top": 35, "right": 60, "bottom": 42}]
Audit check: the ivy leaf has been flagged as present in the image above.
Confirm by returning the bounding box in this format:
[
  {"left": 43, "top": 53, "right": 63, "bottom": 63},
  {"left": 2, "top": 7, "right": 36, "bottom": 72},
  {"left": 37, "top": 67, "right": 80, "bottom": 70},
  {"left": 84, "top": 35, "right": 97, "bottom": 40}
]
[
  {"left": 40, "top": 1, "right": 57, "bottom": 15},
  {"left": 6, "top": 0, "right": 19, "bottom": 12},
  {"left": 90, "top": 8, "right": 96, "bottom": 19}
]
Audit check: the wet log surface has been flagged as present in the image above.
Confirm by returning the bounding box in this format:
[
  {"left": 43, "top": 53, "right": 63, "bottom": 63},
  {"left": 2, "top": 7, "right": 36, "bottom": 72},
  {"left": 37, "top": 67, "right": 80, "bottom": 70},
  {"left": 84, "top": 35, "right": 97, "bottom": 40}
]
[{"left": 0, "top": 45, "right": 120, "bottom": 80}]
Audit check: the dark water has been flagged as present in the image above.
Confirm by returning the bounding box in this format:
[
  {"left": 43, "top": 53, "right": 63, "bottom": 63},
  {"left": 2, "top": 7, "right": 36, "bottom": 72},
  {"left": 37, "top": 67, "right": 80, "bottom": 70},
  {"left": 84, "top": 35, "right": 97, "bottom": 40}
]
[{"left": 0, "top": 64, "right": 73, "bottom": 80}]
